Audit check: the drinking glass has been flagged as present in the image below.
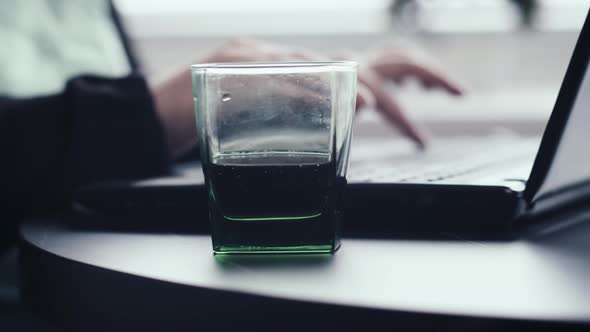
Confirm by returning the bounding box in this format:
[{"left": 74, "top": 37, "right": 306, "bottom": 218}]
[{"left": 191, "top": 61, "right": 357, "bottom": 254}]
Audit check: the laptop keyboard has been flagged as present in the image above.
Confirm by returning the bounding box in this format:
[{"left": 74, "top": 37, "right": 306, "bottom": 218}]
[
  {"left": 348, "top": 135, "right": 539, "bottom": 184},
  {"left": 170, "top": 135, "right": 539, "bottom": 186}
]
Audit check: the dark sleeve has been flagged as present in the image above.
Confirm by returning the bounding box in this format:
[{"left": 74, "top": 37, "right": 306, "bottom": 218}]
[{"left": 0, "top": 75, "right": 171, "bottom": 248}]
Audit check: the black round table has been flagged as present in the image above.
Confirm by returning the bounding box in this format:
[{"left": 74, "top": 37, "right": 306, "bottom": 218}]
[{"left": 19, "top": 216, "right": 590, "bottom": 331}]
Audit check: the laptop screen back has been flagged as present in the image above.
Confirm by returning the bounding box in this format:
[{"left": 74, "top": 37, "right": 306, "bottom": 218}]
[{"left": 526, "top": 10, "right": 590, "bottom": 202}]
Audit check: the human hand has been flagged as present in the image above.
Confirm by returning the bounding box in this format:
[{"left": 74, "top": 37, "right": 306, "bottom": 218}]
[
  {"left": 359, "top": 47, "right": 463, "bottom": 148},
  {"left": 207, "top": 39, "right": 464, "bottom": 148},
  {"left": 153, "top": 39, "right": 463, "bottom": 157},
  {"left": 153, "top": 39, "right": 332, "bottom": 158}
]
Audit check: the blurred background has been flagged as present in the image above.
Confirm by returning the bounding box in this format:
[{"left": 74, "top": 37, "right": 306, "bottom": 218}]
[{"left": 115, "top": 0, "right": 589, "bottom": 138}]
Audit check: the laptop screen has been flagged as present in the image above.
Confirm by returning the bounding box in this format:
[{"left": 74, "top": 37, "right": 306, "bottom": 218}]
[{"left": 526, "top": 9, "right": 590, "bottom": 202}]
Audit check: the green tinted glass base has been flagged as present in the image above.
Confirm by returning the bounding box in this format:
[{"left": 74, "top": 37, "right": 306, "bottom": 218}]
[
  {"left": 213, "top": 243, "right": 340, "bottom": 255},
  {"left": 209, "top": 210, "right": 341, "bottom": 255},
  {"left": 204, "top": 157, "right": 345, "bottom": 255}
]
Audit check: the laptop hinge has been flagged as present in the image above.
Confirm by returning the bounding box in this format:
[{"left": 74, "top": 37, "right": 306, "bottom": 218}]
[{"left": 525, "top": 179, "right": 590, "bottom": 219}]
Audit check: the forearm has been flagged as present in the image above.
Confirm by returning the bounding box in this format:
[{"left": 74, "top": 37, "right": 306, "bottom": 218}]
[{"left": 152, "top": 71, "right": 197, "bottom": 158}]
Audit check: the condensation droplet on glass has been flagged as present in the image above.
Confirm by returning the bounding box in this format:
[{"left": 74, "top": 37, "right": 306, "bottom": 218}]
[{"left": 221, "top": 93, "right": 231, "bottom": 102}]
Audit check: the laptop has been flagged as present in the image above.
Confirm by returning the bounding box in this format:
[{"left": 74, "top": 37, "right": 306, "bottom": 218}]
[{"left": 73, "top": 11, "right": 590, "bottom": 238}]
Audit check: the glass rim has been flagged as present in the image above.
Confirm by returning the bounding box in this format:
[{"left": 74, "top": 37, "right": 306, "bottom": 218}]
[{"left": 191, "top": 60, "right": 357, "bottom": 71}]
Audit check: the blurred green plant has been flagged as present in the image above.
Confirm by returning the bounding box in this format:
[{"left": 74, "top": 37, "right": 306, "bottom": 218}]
[
  {"left": 390, "top": 0, "right": 539, "bottom": 27},
  {"left": 511, "top": 0, "right": 538, "bottom": 26}
]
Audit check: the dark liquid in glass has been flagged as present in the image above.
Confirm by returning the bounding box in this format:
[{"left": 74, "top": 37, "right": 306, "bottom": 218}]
[{"left": 205, "top": 152, "right": 344, "bottom": 253}]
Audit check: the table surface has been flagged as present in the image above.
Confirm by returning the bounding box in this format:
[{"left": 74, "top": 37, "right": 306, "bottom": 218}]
[{"left": 20, "top": 211, "right": 590, "bottom": 324}]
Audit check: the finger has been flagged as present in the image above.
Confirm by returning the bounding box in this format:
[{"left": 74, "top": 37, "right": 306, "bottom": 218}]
[
  {"left": 289, "top": 48, "right": 326, "bottom": 61},
  {"left": 226, "top": 38, "right": 258, "bottom": 47},
  {"left": 372, "top": 52, "right": 412, "bottom": 66},
  {"left": 332, "top": 51, "right": 357, "bottom": 61},
  {"left": 258, "top": 44, "right": 322, "bottom": 61},
  {"left": 420, "top": 79, "right": 435, "bottom": 90},
  {"left": 359, "top": 70, "right": 428, "bottom": 148},
  {"left": 406, "top": 64, "right": 463, "bottom": 95},
  {"left": 373, "top": 60, "right": 463, "bottom": 96},
  {"left": 356, "top": 83, "right": 375, "bottom": 111}
]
